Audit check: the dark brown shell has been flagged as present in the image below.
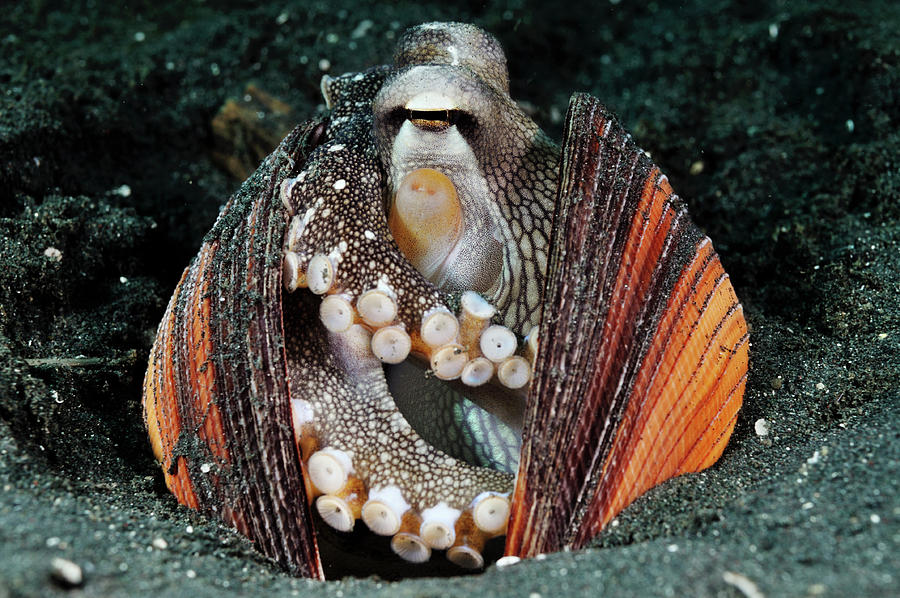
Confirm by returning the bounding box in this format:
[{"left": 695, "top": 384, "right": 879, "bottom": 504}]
[{"left": 143, "top": 120, "right": 326, "bottom": 579}]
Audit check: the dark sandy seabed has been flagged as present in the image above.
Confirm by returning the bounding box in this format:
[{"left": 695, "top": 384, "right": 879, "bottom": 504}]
[{"left": 1, "top": 1, "right": 897, "bottom": 596}]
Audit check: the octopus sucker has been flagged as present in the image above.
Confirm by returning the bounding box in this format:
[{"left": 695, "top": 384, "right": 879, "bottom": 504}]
[{"left": 143, "top": 22, "right": 748, "bottom": 579}]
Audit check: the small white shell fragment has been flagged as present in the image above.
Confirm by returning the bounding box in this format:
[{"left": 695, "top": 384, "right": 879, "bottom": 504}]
[
  {"left": 307, "top": 448, "right": 351, "bottom": 494},
  {"left": 319, "top": 295, "right": 354, "bottom": 332},
  {"left": 43, "top": 247, "right": 63, "bottom": 262},
  {"left": 472, "top": 492, "right": 510, "bottom": 534},
  {"left": 50, "top": 557, "right": 83, "bottom": 587},
  {"left": 754, "top": 418, "right": 770, "bottom": 437},
  {"left": 316, "top": 495, "right": 355, "bottom": 532},
  {"left": 479, "top": 325, "right": 517, "bottom": 362},
  {"left": 722, "top": 571, "right": 764, "bottom": 598},
  {"left": 371, "top": 326, "right": 412, "bottom": 364},
  {"left": 306, "top": 254, "right": 334, "bottom": 295},
  {"left": 421, "top": 308, "right": 460, "bottom": 347},
  {"left": 357, "top": 289, "right": 397, "bottom": 327},
  {"left": 497, "top": 355, "right": 531, "bottom": 389},
  {"left": 430, "top": 344, "right": 468, "bottom": 380},
  {"left": 495, "top": 555, "right": 521, "bottom": 568},
  {"left": 460, "top": 357, "right": 494, "bottom": 387}
]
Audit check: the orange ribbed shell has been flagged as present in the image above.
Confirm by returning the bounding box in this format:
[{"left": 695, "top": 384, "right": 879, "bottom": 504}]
[{"left": 506, "top": 94, "right": 748, "bottom": 556}]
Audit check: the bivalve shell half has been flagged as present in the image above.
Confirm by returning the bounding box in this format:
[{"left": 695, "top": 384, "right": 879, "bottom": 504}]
[
  {"left": 506, "top": 94, "right": 749, "bottom": 556},
  {"left": 142, "top": 120, "right": 327, "bottom": 579}
]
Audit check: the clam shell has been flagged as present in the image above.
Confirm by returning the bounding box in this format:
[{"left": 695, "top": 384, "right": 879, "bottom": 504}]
[
  {"left": 506, "top": 94, "right": 749, "bottom": 556},
  {"left": 142, "top": 120, "right": 326, "bottom": 579}
]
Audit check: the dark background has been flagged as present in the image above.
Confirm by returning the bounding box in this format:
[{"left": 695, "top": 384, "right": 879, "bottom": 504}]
[{"left": 1, "top": 1, "right": 897, "bottom": 595}]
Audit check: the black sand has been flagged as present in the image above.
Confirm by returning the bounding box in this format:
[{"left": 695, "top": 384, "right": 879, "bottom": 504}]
[{"left": 1, "top": 1, "right": 897, "bottom": 596}]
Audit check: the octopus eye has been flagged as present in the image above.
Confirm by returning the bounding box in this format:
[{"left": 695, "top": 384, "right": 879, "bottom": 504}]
[{"left": 406, "top": 108, "right": 461, "bottom": 130}]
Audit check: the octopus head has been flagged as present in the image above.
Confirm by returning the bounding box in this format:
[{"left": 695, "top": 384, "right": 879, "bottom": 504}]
[{"left": 373, "top": 23, "right": 557, "bottom": 330}]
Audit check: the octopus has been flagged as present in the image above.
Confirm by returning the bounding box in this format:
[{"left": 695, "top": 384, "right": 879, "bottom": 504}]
[
  {"left": 281, "top": 22, "right": 554, "bottom": 547},
  {"left": 143, "top": 22, "right": 749, "bottom": 579}
]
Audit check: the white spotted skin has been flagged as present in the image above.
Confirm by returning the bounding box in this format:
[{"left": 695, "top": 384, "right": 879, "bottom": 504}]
[
  {"left": 285, "top": 308, "right": 511, "bottom": 512},
  {"left": 282, "top": 72, "right": 447, "bottom": 330}
]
